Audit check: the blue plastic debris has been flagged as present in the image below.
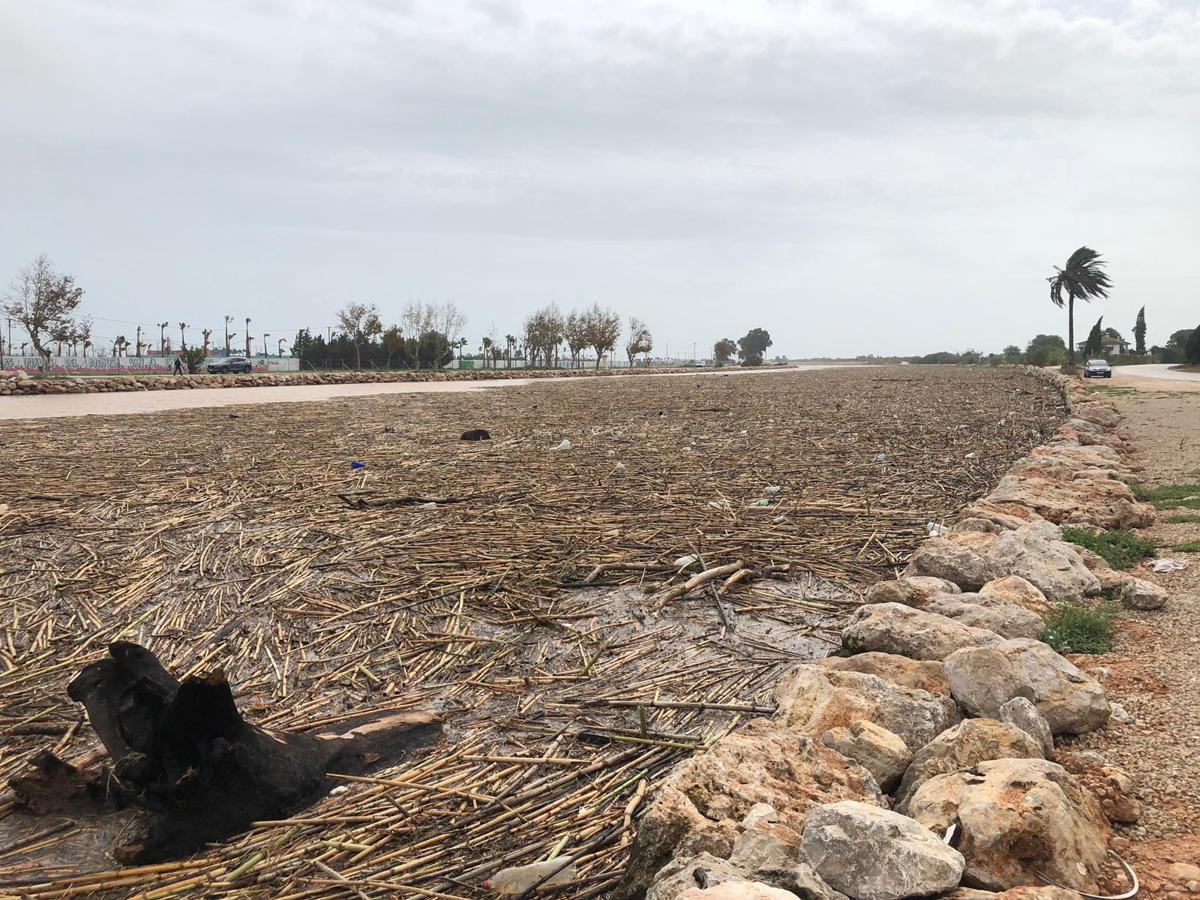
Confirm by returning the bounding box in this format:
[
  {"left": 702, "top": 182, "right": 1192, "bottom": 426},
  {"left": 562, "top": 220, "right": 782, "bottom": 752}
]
[{"left": 350, "top": 460, "right": 366, "bottom": 470}]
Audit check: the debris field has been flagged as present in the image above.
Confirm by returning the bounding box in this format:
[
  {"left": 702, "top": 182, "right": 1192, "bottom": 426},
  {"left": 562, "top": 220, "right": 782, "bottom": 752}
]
[{"left": 0, "top": 366, "right": 1066, "bottom": 897}]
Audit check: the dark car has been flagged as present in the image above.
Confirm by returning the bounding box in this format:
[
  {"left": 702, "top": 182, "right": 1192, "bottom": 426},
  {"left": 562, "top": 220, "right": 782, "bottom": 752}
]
[
  {"left": 1083, "top": 358, "right": 1112, "bottom": 378},
  {"left": 205, "top": 356, "right": 253, "bottom": 374}
]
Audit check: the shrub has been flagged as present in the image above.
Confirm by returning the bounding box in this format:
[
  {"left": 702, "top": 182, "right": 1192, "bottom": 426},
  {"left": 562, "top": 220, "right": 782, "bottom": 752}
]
[
  {"left": 1133, "top": 483, "right": 1200, "bottom": 510},
  {"left": 1061, "top": 526, "right": 1156, "bottom": 570},
  {"left": 1041, "top": 601, "right": 1115, "bottom": 654}
]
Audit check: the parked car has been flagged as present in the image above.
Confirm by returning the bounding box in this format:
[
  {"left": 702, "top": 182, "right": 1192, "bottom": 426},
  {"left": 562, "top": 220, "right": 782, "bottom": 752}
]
[
  {"left": 1083, "top": 358, "right": 1112, "bottom": 378},
  {"left": 205, "top": 356, "right": 253, "bottom": 374}
]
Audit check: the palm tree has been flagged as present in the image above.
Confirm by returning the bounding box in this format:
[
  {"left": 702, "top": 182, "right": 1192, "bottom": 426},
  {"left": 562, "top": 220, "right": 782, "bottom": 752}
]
[
  {"left": 1048, "top": 247, "right": 1111, "bottom": 368},
  {"left": 179, "top": 322, "right": 187, "bottom": 350}
]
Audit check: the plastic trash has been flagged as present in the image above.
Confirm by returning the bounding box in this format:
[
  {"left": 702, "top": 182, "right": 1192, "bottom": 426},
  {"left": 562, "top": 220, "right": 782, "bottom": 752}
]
[
  {"left": 673, "top": 554, "right": 698, "bottom": 568},
  {"left": 418, "top": 502, "right": 438, "bottom": 510},
  {"left": 350, "top": 460, "right": 366, "bottom": 470},
  {"left": 926, "top": 522, "right": 947, "bottom": 536},
  {"left": 964, "top": 452, "right": 976, "bottom": 459},
  {"left": 764, "top": 486, "right": 781, "bottom": 495},
  {"left": 750, "top": 499, "right": 771, "bottom": 507},
  {"left": 875, "top": 453, "right": 887, "bottom": 462},
  {"left": 708, "top": 500, "right": 729, "bottom": 509},
  {"left": 461, "top": 429, "right": 491, "bottom": 441},
  {"left": 552, "top": 439, "right": 572, "bottom": 451},
  {"left": 484, "top": 857, "right": 576, "bottom": 895},
  {"left": 1151, "top": 558, "right": 1188, "bottom": 574}
]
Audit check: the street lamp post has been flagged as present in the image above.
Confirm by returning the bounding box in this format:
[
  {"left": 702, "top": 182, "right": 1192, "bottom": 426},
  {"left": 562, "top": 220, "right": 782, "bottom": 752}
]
[{"left": 245, "top": 318, "right": 251, "bottom": 357}]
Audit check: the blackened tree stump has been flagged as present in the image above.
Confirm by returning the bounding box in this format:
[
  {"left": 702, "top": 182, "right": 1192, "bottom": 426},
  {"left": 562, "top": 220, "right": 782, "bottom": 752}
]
[{"left": 10, "top": 641, "right": 441, "bottom": 863}]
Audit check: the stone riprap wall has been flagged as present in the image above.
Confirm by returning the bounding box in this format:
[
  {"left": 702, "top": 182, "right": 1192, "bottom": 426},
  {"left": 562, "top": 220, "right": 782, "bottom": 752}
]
[
  {"left": 619, "top": 369, "right": 1160, "bottom": 900},
  {"left": 0, "top": 365, "right": 696, "bottom": 396},
  {"left": 0, "top": 354, "right": 301, "bottom": 375}
]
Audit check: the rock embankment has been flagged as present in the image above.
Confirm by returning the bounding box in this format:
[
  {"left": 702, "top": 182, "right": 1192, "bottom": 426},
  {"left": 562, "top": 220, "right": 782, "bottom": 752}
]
[
  {"left": 1, "top": 365, "right": 694, "bottom": 395},
  {"left": 619, "top": 370, "right": 1160, "bottom": 900}
]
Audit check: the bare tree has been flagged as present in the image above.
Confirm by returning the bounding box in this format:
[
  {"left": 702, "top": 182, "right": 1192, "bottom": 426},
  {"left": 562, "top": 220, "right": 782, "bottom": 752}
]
[
  {"left": 224, "top": 315, "right": 234, "bottom": 354},
  {"left": 564, "top": 311, "right": 588, "bottom": 368},
  {"left": 337, "top": 302, "right": 383, "bottom": 369},
  {"left": 158, "top": 321, "right": 169, "bottom": 354},
  {"left": 201, "top": 328, "right": 212, "bottom": 355},
  {"left": 582, "top": 303, "right": 621, "bottom": 368},
  {"left": 400, "top": 302, "right": 466, "bottom": 368},
  {"left": 523, "top": 305, "right": 564, "bottom": 368},
  {"left": 625, "top": 317, "right": 653, "bottom": 365},
  {"left": 2, "top": 255, "right": 86, "bottom": 373},
  {"left": 179, "top": 322, "right": 187, "bottom": 350}
]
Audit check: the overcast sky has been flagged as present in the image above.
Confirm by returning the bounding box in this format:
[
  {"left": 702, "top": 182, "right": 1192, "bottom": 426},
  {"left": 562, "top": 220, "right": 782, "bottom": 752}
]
[{"left": 2, "top": 0, "right": 1198, "bottom": 358}]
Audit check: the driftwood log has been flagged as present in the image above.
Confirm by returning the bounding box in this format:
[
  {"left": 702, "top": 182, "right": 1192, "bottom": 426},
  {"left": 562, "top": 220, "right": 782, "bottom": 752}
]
[{"left": 10, "top": 642, "right": 441, "bottom": 863}]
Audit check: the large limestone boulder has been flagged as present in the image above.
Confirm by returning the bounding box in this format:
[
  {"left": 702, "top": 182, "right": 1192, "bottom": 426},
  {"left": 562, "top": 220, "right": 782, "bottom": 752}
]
[
  {"left": 678, "top": 882, "right": 799, "bottom": 900},
  {"left": 819, "top": 652, "right": 951, "bottom": 696},
  {"left": 616, "top": 719, "right": 881, "bottom": 899},
  {"left": 907, "top": 759, "right": 1110, "bottom": 892},
  {"left": 983, "top": 531, "right": 1100, "bottom": 602},
  {"left": 998, "top": 696, "right": 1054, "bottom": 756},
  {"left": 801, "top": 801, "right": 965, "bottom": 900},
  {"left": 921, "top": 594, "right": 1045, "bottom": 640},
  {"left": 863, "top": 577, "right": 960, "bottom": 606},
  {"left": 775, "top": 664, "right": 960, "bottom": 752},
  {"left": 906, "top": 530, "right": 1100, "bottom": 601},
  {"left": 894, "top": 718, "right": 1045, "bottom": 812},
  {"left": 956, "top": 500, "right": 1060, "bottom": 538},
  {"left": 820, "top": 720, "right": 912, "bottom": 793},
  {"left": 904, "top": 534, "right": 999, "bottom": 590},
  {"left": 982, "top": 440, "right": 1149, "bottom": 530},
  {"left": 841, "top": 603, "right": 1001, "bottom": 662},
  {"left": 943, "top": 638, "right": 1109, "bottom": 734},
  {"left": 978, "top": 576, "right": 1053, "bottom": 618}
]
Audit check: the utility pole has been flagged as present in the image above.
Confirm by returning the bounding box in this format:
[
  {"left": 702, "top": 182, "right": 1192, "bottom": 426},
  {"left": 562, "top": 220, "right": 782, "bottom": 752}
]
[
  {"left": 136, "top": 326, "right": 143, "bottom": 357},
  {"left": 158, "top": 322, "right": 168, "bottom": 354},
  {"left": 245, "top": 317, "right": 251, "bottom": 357},
  {"left": 224, "top": 315, "right": 234, "bottom": 354}
]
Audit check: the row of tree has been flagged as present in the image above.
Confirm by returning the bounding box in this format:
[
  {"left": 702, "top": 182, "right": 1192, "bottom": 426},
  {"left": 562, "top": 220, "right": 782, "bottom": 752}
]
[{"left": 520, "top": 304, "right": 651, "bottom": 368}]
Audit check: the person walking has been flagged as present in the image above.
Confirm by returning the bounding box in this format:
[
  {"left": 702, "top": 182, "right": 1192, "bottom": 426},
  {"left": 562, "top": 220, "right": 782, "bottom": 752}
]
[{"left": 173, "top": 355, "right": 184, "bottom": 375}]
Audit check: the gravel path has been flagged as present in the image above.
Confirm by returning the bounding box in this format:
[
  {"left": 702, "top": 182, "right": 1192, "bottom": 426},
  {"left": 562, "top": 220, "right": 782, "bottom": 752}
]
[{"left": 1068, "top": 384, "right": 1200, "bottom": 894}]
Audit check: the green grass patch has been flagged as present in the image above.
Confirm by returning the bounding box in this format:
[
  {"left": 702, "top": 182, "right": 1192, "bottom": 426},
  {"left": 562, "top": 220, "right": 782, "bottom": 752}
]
[
  {"left": 1171, "top": 540, "right": 1200, "bottom": 553},
  {"left": 1132, "top": 483, "right": 1200, "bottom": 510},
  {"left": 1166, "top": 513, "right": 1200, "bottom": 524},
  {"left": 1041, "top": 601, "right": 1116, "bottom": 654},
  {"left": 1061, "top": 526, "right": 1156, "bottom": 570}
]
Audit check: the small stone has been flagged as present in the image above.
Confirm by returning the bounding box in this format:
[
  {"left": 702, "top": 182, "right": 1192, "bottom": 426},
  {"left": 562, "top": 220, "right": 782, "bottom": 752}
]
[
  {"left": 1109, "top": 702, "right": 1134, "bottom": 724},
  {"left": 1119, "top": 578, "right": 1168, "bottom": 610},
  {"left": 1169, "top": 864, "right": 1200, "bottom": 883}
]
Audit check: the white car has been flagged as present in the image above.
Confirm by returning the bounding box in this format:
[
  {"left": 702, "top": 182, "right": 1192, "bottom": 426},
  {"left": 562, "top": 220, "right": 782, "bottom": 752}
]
[{"left": 1083, "top": 358, "right": 1112, "bottom": 378}]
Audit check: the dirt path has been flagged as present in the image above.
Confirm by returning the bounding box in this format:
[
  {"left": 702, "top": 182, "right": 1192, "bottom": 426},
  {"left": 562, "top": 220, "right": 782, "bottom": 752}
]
[{"left": 1069, "top": 385, "right": 1200, "bottom": 892}]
